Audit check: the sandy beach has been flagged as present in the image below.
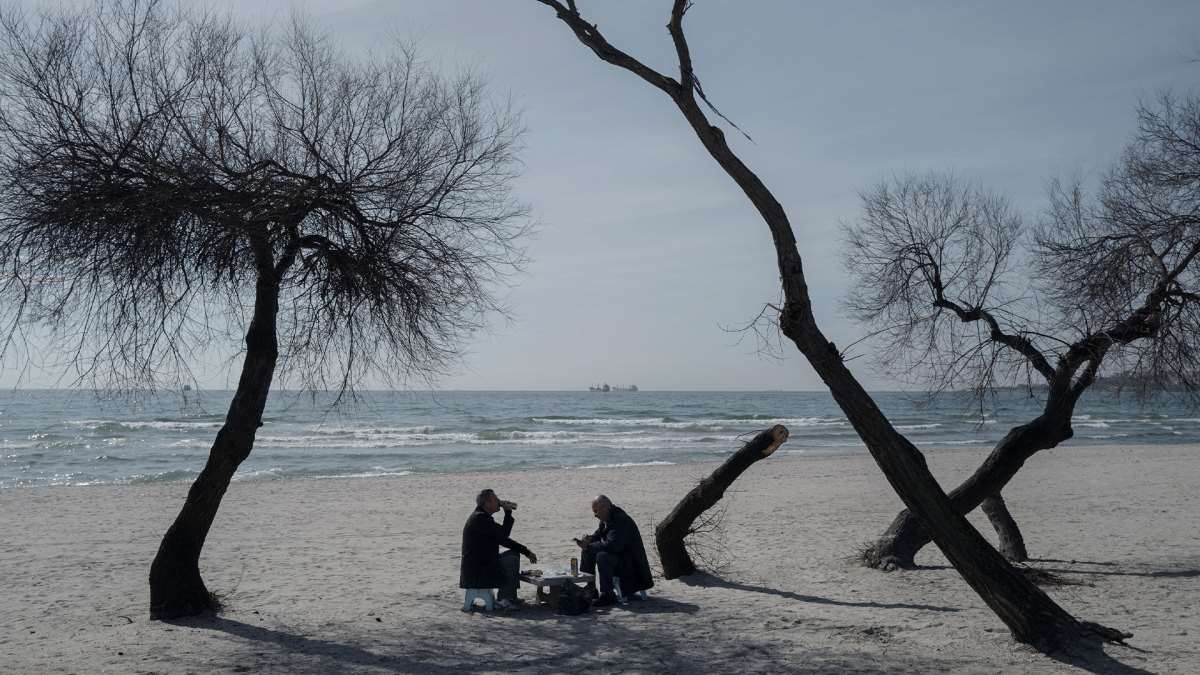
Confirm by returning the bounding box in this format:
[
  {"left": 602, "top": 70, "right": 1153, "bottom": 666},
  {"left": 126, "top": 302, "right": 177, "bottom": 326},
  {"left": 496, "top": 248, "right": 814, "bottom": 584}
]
[{"left": 2, "top": 442, "right": 1198, "bottom": 674}]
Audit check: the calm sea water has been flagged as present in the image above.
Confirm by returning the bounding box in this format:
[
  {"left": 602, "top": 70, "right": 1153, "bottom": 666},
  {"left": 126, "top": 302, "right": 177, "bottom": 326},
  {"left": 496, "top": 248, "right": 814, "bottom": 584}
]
[{"left": 1, "top": 389, "right": 1197, "bottom": 488}]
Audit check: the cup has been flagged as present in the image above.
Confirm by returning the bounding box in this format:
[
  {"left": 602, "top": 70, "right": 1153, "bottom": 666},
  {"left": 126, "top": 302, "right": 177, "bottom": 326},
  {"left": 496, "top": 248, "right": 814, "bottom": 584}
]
[{"left": 570, "top": 557, "right": 578, "bottom": 576}]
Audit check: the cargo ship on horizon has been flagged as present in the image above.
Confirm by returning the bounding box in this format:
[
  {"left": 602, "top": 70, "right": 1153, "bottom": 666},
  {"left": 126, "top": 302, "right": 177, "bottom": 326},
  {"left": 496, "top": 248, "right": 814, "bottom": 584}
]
[{"left": 588, "top": 383, "right": 638, "bottom": 392}]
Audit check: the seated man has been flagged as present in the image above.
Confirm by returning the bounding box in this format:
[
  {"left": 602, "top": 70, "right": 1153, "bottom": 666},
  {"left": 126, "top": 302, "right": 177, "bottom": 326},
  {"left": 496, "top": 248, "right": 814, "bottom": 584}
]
[
  {"left": 575, "top": 494, "right": 654, "bottom": 607},
  {"left": 460, "top": 489, "right": 537, "bottom": 610}
]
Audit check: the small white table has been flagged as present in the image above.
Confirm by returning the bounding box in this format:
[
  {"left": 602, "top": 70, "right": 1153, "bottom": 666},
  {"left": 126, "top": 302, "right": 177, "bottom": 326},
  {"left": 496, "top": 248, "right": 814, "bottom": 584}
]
[{"left": 519, "top": 570, "right": 595, "bottom": 606}]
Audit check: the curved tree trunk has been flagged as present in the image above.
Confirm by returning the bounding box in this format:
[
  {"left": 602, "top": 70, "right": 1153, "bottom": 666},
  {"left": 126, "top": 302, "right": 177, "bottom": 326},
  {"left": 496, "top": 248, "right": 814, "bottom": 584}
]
[
  {"left": 671, "top": 75, "right": 1111, "bottom": 648},
  {"left": 148, "top": 272, "right": 281, "bottom": 620},
  {"left": 981, "top": 494, "right": 1029, "bottom": 563},
  {"left": 656, "top": 425, "right": 789, "bottom": 579},
  {"left": 865, "top": 412, "right": 1072, "bottom": 570},
  {"left": 534, "top": 0, "right": 1129, "bottom": 651}
]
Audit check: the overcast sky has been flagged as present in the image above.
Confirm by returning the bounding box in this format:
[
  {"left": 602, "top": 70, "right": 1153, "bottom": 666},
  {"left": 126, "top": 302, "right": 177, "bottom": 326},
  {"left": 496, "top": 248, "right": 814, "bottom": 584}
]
[{"left": 7, "top": 1, "right": 1200, "bottom": 391}]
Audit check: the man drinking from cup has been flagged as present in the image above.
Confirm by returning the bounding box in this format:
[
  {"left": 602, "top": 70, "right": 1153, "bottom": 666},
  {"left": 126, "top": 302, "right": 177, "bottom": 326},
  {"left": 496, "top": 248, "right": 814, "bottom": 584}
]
[{"left": 460, "top": 488, "right": 537, "bottom": 610}]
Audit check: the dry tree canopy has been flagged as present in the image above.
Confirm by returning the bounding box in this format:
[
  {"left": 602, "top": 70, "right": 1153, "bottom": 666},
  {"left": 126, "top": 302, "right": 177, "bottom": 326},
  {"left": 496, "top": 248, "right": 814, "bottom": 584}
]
[
  {"left": 0, "top": 0, "right": 528, "bottom": 391},
  {"left": 842, "top": 92, "right": 1200, "bottom": 398}
]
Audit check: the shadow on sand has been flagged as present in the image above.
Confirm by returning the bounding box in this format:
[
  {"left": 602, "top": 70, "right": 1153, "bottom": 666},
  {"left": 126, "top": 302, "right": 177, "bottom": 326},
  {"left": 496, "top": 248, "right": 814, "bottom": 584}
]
[
  {"left": 167, "top": 600, "right": 973, "bottom": 674},
  {"left": 923, "top": 559, "right": 1200, "bottom": 580},
  {"left": 460, "top": 595, "right": 701, "bottom": 622},
  {"left": 1027, "top": 559, "right": 1200, "bottom": 579},
  {"left": 672, "top": 572, "right": 1161, "bottom": 675},
  {"left": 678, "top": 571, "right": 961, "bottom": 613},
  {"left": 164, "top": 572, "right": 1169, "bottom": 675},
  {"left": 1045, "top": 638, "right": 1157, "bottom": 675},
  {"left": 172, "top": 616, "right": 406, "bottom": 673}
]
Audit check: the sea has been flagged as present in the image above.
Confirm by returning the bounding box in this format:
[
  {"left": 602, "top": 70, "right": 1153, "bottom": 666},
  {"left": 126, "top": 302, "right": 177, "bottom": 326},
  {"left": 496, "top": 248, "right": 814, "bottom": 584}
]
[{"left": 1, "top": 389, "right": 1198, "bottom": 488}]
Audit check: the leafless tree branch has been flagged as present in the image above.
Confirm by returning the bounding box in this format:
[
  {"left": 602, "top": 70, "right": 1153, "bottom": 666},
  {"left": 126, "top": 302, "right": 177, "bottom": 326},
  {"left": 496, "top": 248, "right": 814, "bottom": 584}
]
[{"left": 0, "top": 1, "right": 529, "bottom": 394}]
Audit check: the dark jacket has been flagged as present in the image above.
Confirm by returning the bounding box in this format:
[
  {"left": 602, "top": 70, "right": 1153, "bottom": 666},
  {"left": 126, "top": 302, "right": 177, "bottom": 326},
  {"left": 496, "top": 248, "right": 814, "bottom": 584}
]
[
  {"left": 460, "top": 507, "right": 530, "bottom": 589},
  {"left": 587, "top": 505, "right": 654, "bottom": 594}
]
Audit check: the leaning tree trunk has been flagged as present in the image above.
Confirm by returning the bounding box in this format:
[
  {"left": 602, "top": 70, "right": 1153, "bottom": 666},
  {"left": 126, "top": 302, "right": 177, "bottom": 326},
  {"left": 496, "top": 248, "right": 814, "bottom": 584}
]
[
  {"left": 779, "top": 321, "right": 1127, "bottom": 650},
  {"left": 865, "top": 411, "right": 1072, "bottom": 570},
  {"left": 671, "top": 91, "right": 1108, "bottom": 647},
  {"left": 148, "top": 272, "right": 281, "bottom": 620},
  {"left": 680, "top": 88, "right": 1126, "bottom": 647},
  {"left": 656, "top": 425, "right": 789, "bottom": 578},
  {"left": 539, "top": 0, "right": 1128, "bottom": 651}
]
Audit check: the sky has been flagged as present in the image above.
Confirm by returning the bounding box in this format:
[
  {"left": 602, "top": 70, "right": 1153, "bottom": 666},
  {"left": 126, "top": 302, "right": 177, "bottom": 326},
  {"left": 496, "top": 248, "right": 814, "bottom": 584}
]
[{"left": 5, "top": 1, "right": 1200, "bottom": 391}]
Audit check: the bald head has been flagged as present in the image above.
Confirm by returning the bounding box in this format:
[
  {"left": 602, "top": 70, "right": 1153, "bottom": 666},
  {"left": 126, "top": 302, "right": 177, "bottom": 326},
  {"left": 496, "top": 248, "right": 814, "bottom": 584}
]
[{"left": 591, "top": 494, "right": 613, "bottom": 521}]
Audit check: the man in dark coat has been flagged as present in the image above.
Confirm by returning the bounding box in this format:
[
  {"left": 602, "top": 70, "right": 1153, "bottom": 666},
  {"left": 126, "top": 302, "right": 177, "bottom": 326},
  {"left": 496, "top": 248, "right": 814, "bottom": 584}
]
[
  {"left": 575, "top": 495, "right": 654, "bottom": 607},
  {"left": 460, "top": 489, "right": 537, "bottom": 610}
]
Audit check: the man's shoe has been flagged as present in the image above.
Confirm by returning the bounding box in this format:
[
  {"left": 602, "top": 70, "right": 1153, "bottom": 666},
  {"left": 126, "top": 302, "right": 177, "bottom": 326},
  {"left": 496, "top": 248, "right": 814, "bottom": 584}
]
[
  {"left": 496, "top": 598, "right": 523, "bottom": 612},
  {"left": 593, "top": 593, "right": 618, "bottom": 608}
]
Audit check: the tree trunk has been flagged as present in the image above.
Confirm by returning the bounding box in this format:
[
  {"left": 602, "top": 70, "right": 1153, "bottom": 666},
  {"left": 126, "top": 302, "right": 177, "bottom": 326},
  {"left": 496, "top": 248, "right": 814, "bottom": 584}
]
[
  {"left": 865, "top": 413, "right": 1071, "bottom": 570},
  {"left": 656, "top": 425, "right": 789, "bottom": 579},
  {"left": 779, "top": 322, "right": 1125, "bottom": 650},
  {"left": 535, "top": 1, "right": 1129, "bottom": 650},
  {"left": 981, "top": 494, "right": 1029, "bottom": 563},
  {"left": 148, "top": 272, "right": 281, "bottom": 620},
  {"left": 670, "top": 67, "right": 1124, "bottom": 652}
]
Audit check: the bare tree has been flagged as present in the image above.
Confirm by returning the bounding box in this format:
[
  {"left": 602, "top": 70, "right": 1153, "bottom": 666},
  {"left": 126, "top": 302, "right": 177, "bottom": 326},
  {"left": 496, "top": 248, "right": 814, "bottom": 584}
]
[
  {"left": 844, "top": 173, "right": 1058, "bottom": 568},
  {"left": 0, "top": 1, "right": 527, "bottom": 619},
  {"left": 533, "top": 0, "right": 1128, "bottom": 653},
  {"left": 846, "top": 93, "right": 1200, "bottom": 569}
]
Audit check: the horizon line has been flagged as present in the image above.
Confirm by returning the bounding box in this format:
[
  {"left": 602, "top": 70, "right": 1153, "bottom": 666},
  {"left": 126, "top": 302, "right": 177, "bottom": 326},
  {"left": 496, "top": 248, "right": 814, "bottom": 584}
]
[{"left": 0, "top": 386, "right": 955, "bottom": 394}]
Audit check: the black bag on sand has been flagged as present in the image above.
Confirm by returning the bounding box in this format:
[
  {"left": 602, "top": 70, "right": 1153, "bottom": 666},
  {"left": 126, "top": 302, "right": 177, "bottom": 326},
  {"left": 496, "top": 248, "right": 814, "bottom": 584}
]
[{"left": 555, "top": 584, "right": 591, "bottom": 615}]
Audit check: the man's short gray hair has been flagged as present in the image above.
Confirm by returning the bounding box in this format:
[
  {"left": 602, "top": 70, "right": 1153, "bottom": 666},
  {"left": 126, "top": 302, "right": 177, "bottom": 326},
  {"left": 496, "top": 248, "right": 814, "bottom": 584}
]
[
  {"left": 476, "top": 488, "right": 496, "bottom": 507},
  {"left": 593, "top": 494, "right": 612, "bottom": 507}
]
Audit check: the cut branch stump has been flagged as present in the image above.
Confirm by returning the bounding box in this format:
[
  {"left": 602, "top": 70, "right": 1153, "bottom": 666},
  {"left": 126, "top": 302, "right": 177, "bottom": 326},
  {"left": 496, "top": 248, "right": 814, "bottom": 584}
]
[{"left": 655, "top": 424, "right": 788, "bottom": 579}]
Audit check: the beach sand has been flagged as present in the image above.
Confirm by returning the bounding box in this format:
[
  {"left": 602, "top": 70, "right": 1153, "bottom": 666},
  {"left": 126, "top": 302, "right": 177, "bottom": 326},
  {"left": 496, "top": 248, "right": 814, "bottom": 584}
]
[{"left": 2, "top": 442, "right": 1198, "bottom": 674}]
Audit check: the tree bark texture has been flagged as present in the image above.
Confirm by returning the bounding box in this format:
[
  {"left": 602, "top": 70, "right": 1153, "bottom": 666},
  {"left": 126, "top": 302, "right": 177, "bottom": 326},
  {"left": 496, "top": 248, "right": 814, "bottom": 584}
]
[
  {"left": 866, "top": 412, "right": 1071, "bottom": 570},
  {"left": 148, "top": 272, "right": 281, "bottom": 620},
  {"left": 981, "top": 494, "right": 1029, "bottom": 563},
  {"left": 655, "top": 425, "right": 789, "bottom": 579}
]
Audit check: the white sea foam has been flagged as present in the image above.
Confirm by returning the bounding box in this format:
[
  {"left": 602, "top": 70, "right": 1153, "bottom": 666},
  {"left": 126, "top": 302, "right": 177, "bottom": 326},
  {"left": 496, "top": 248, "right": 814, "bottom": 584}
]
[
  {"left": 531, "top": 416, "right": 847, "bottom": 429},
  {"left": 244, "top": 429, "right": 739, "bottom": 449},
  {"left": 254, "top": 432, "right": 476, "bottom": 448},
  {"left": 68, "top": 419, "right": 222, "bottom": 431},
  {"left": 128, "top": 469, "right": 197, "bottom": 484},
  {"left": 471, "top": 433, "right": 733, "bottom": 448},
  {"left": 304, "top": 425, "right": 437, "bottom": 436},
  {"left": 578, "top": 460, "right": 675, "bottom": 469},
  {"left": 329, "top": 468, "right": 414, "bottom": 479},
  {"left": 531, "top": 417, "right": 668, "bottom": 426},
  {"left": 233, "top": 466, "right": 415, "bottom": 481}
]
